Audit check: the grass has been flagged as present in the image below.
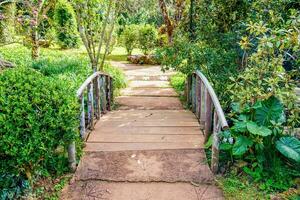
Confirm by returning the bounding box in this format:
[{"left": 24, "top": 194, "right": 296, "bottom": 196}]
[
  {"left": 217, "top": 173, "right": 270, "bottom": 200},
  {"left": 217, "top": 172, "right": 300, "bottom": 200},
  {"left": 0, "top": 44, "right": 127, "bottom": 92}
]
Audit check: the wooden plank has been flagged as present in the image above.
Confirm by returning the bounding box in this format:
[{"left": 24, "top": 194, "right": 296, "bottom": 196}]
[
  {"left": 116, "top": 96, "right": 183, "bottom": 110},
  {"left": 129, "top": 80, "right": 171, "bottom": 88},
  {"left": 121, "top": 88, "right": 179, "bottom": 97},
  {"left": 104, "top": 110, "right": 196, "bottom": 117},
  {"left": 92, "top": 126, "right": 203, "bottom": 135},
  {"left": 85, "top": 142, "right": 203, "bottom": 152},
  {"left": 95, "top": 121, "right": 200, "bottom": 127},
  {"left": 88, "top": 134, "right": 204, "bottom": 143}
]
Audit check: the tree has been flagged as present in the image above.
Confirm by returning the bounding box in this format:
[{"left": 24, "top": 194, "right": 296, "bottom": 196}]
[
  {"left": 20, "top": 0, "right": 57, "bottom": 59},
  {"left": 54, "top": 0, "right": 79, "bottom": 49},
  {"left": 120, "top": 24, "right": 139, "bottom": 55},
  {"left": 73, "top": 0, "right": 118, "bottom": 72},
  {"left": 158, "top": 0, "right": 185, "bottom": 44}
]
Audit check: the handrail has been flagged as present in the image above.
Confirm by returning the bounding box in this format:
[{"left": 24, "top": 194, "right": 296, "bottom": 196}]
[
  {"left": 76, "top": 72, "right": 111, "bottom": 97},
  {"left": 186, "top": 70, "right": 228, "bottom": 173},
  {"left": 195, "top": 70, "right": 228, "bottom": 129},
  {"left": 68, "top": 71, "right": 113, "bottom": 171}
]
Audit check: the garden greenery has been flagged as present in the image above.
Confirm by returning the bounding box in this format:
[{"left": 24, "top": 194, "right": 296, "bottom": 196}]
[
  {"left": 54, "top": 0, "right": 79, "bottom": 49},
  {"left": 0, "top": 68, "right": 80, "bottom": 198},
  {"left": 120, "top": 24, "right": 158, "bottom": 56},
  {"left": 158, "top": 0, "right": 300, "bottom": 194}
]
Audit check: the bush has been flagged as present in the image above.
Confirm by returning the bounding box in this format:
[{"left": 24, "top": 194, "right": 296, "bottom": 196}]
[
  {"left": 54, "top": 0, "right": 79, "bottom": 49},
  {"left": 103, "top": 63, "right": 127, "bottom": 96},
  {"left": 120, "top": 24, "right": 139, "bottom": 55},
  {"left": 170, "top": 72, "right": 186, "bottom": 94},
  {"left": 32, "top": 56, "right": 91, "bottom": 90},
  {"left": 0, "top": 68, "right": 80, "bottom": 198},
  {"left": 138, "top": 24, "right": 158, "bottom": 55}
]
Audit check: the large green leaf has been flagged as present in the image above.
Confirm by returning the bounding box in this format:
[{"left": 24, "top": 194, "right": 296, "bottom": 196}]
[
  {"left": 255, "top": 96, "right": 285, "bottom": 126},
  {"left": 233, "top": 136, "right": 253, "bottom": 156},
  {"left": 276, "top": 137, "right": 300, "bottom": 163},
  {"left": 233, "top": 121, "right": 247, "bottom": 132},
  {"left": 247, "top": 121, "right": 272, "bottom": 137}
]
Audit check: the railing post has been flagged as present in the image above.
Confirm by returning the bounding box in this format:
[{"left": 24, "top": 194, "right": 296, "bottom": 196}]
[
  {"left": 191, "top": 74, "right": 196, "bottom": 113},
  {"left": 200, "top": 81, "right": 206, "bottom": 126},
  {"left": 87, "top": 83, "right": 94, "bottom": 129},
  {"left": 110, "top": 78, "right": 113, "bottom": 106},
  {"left": 68, "top": 141, "right": 76, "bottom": 172},
  {"left": 106, "top": 76, "right": 111, "bottom": 111},
  {"left": 186, "top": 75, "right": 192, "bottom": 105},
  {"left": 204, "top": 92, "right": 213, "bottom": 143},
  {"left": 211, "top": 110, "right": 220, "bottom": 173},
  {"left": 79, "top": 94, "right": 86, "bottom": 138},
  {"left": 100, "top": 76, "right": 107, "bottom": 113},
  {"left": 195, "top": 76, "right": 201, "bottom": 119},
  {"left": 95, "top": 75, "right": 101, "bottom": 120}
]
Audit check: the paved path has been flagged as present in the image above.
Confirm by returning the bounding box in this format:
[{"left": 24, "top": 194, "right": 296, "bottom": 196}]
[{"left": 61, "top": 62, "right": 224, "bottom": 200}]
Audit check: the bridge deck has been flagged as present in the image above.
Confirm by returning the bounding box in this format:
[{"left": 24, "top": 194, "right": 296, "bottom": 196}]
[{"left": 61, "top": 62, "right": 224, "bottom": 200}]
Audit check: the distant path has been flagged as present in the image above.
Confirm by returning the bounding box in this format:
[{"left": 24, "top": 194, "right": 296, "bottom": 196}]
[{"left": 61, "top": 61, "right": 224, "bottom": 200}]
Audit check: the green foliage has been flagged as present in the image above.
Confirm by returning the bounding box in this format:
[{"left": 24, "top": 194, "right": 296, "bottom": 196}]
[
  {"left": 54, "top": 0, "right": 79, "bottom": 49},
  {"left": 170, "top": 72, "right": 186, "bottom": 94},
  {"left": 0, "top": 174, "right": 31, "bottom": 200},
  {"left": 228, "top": 5, "right": 300, "bottom": 128},
  {"left": 120, "top": 25, "right": 139, "bottom": 55},
  {"left": 276, "top": 137, "right": 300, "bottom": 163},
  {"left": 103, "top": 63, "right": 127, "bottom": 96},
  {"left": 0, "top": 68, "right": 80, "bottom": 199},
  {"left": 232, "top": 136, "right": 253, "bottom": 156},
  {"left": 219, "top": 96, "right": 300, "bottom": 191},
  {"left": 138, "top": 24, "right": 158, "bottom": 55},
  {"left": 117, "top": 0, "right": 162, "bottom": 27},
  {"left": 217, "top": 172, "right": 269, "bottom": 200}
]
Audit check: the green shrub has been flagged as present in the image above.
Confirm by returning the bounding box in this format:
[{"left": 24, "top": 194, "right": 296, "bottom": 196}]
[
  {"left": 170, "top": 72, "right": 186, "bottom": 93},
  {"left": 217, "top": 96, "right": 300, "bottom": 191},
  {"left": 54, "top": 0, "right": 79, "bottom": 49},
  {"left": 32, "top": 56, "right": 91, "bottom": 90},
  {"left": 0, "top": 68, "right": 80, "bottom": 198},
  {"left": 138, "top": 24, "right": 158, "bottom": 55},
  {"left": 120, "top": 25, "right": 139, "bottom": 55},
  {"left": 103, "top": 63, "right": 127, "bottom": 96}
]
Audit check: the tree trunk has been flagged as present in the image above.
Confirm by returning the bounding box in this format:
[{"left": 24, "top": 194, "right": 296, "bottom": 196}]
[
  {"left": 158, "top": 0, "right": 174, "bottom": 44},
  {"left": 31, "top": 28, "right": 40, "bottom": 60}
]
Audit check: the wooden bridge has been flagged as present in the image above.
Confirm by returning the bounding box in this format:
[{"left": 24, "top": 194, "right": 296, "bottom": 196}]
[{"left": 62, "top": 62, "right": 227, "bottom": 200}]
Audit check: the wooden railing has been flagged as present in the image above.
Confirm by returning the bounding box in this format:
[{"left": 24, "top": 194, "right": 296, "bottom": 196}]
[
  {"left": 68, "top": 72, "right": 113, "bottom": 170},
  {"left": 186, "top": 70, "right": 228, "bottom": 173}
]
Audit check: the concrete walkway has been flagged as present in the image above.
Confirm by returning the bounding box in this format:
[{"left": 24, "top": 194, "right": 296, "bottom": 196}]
[{"left": 61, "top": 62, "right": 224, "bottom": 200}]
